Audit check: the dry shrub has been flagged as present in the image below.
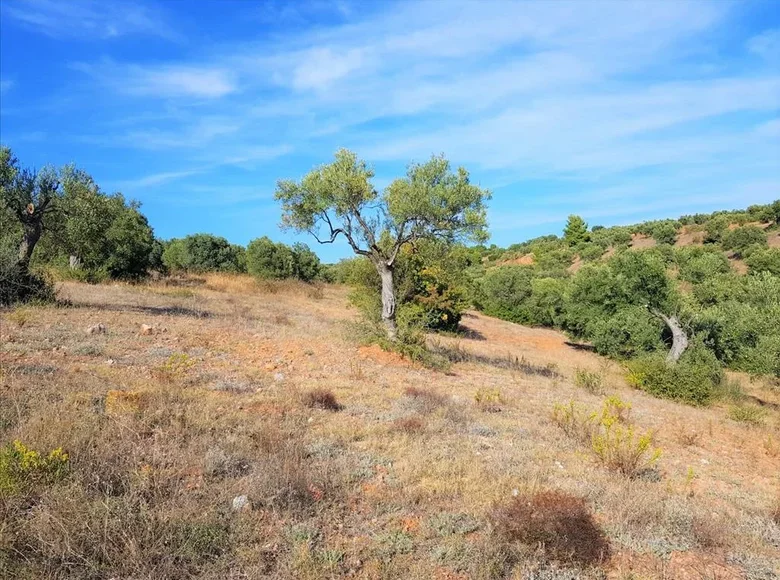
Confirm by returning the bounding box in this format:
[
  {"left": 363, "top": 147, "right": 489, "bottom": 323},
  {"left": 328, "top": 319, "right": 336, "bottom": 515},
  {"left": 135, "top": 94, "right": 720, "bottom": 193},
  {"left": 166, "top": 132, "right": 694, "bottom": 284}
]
[
  {"left": 303, "top": 388, "right": 342, "bottom": 411},
  {"left": 491, "top": 490, "right": 610, "bottom": 567},
  {"left": 772, "top": 497, "right": 780, "bottom": 525},
  {"left": 403, "top": 386, "right": 447, "bottom": 414},
  {"left": 391, "top": 416, "right": 426, "bottom": 434}
]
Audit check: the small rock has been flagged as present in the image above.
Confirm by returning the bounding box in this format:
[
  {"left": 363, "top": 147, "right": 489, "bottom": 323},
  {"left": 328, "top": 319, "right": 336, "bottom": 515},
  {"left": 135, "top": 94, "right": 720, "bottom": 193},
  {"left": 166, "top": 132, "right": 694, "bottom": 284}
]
[
  {"left": 140, "top": 324, "right": 154, "bottom": 336},
  {"left": 273, "top": 372, "right": 285, "bottom": 382},
  {"left": 105, "top": 359, "right": 115, "bottom": 366},
  {"left": 87, "top": 323, "right": 107, "bottom": 335},
  {"left": 232, "top": 495, "right": 251, "bottom": 512}
]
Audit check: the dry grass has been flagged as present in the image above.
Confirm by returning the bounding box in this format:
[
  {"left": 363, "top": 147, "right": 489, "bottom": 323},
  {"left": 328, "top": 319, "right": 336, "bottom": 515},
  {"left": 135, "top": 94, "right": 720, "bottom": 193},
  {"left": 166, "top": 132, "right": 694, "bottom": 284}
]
[{"left": 1, "top": 277, "right": 778, "bottom": 579}]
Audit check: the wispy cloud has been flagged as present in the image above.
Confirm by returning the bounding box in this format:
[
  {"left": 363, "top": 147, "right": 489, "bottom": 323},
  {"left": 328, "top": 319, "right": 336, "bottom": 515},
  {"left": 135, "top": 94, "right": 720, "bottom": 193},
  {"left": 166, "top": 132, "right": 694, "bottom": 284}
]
[
  {"left": 2, "top": 0, "right": 179, "bottom": 41},
  {"left": 0, "top": 80, "right": 14, "bottom": 95},
  {"left": 71, "top": 61, "right": 236, "bottom": 99}
]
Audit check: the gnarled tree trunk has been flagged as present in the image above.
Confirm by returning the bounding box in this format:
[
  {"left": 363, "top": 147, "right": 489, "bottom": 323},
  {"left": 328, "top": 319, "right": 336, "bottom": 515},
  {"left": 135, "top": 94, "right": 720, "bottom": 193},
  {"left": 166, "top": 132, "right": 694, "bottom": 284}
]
[
  {"left": 376, "top": 261, "right": 397, "bottom": 340},
  {"left": 17, "top": 221, "right": 42, "bottom": 269},
  {"left": 652, "top": 310, "right": 688, "bottom": 364}
]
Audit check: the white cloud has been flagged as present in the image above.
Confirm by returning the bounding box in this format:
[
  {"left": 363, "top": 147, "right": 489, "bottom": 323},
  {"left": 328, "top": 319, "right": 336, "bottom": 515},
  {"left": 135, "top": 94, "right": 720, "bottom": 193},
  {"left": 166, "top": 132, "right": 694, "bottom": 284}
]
[
  {"left": 748, "top": 28, "right": 780, "bottom": 62},
  {"left": 72, "top": 61, "right": 236, "bottom": 99},
  {"left": 2, "top": 0, "right": 179, "bottom": 41}
]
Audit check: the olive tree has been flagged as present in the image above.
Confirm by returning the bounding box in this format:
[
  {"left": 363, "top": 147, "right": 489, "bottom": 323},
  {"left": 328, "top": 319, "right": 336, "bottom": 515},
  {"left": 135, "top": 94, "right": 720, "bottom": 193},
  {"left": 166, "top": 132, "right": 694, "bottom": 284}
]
[
  {"left": 275, "top": 149, "right": 490, "bottom": 339},
  {"left": 0, "top": 147, "right": 60, "bottom": 270}
]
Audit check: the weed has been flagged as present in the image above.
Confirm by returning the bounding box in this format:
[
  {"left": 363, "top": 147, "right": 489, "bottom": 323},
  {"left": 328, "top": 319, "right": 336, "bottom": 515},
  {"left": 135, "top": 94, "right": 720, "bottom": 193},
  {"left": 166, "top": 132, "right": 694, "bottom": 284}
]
[
  {"left": 375, "top": 530, "right": 414, "bottom": 558},
  {"left": 675, "top": 425, "right": 701, "bottom": 447},
  {"left": 552, "top": 396, "right": 660, "bottom": 478},
  {"left": 6, "top": 307, "right": 32, "bottom": 327},
  {"left": 574, "top": 368, "right": 603, "bottom": 394},
  {"left": 0, "top": 440, "right": 69, "bottom": 495},
  {"left": 474, "top": 388, "right": 503, "bottom": 412},
  {"left": 490, "top": 490, "right": 610, "bottom": 566},
  {"left": 764, "top": 435, "right": 779, "bottom": 457},
  {"left": 303, "top": 388, "right": 342, "bottom": 411},
  {"left": 428, "top": 512, "right": 481, "bottom": 536},
  {"left": 152, "top": 352, "right": 196, "bottom": 383},
  {"left": 348, "top": 359, "right": 366, "bottom": 380},
  {"left": 728, "top": 404, "right": 768, "bottom": 425}
]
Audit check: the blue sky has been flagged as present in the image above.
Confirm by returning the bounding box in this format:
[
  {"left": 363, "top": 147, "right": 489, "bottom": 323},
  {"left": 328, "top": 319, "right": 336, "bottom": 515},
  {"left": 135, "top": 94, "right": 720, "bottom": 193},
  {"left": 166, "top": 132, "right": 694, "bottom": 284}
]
[{"left": 1, "top": 0, "right": 778, "bottom": 262}]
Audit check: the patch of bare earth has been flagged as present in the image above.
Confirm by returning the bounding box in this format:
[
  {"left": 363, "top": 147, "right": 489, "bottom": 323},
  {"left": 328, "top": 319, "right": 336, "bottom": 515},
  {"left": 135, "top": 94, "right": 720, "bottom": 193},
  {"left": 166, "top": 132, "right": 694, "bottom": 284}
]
[
  {"left": 630, "top": 233, "right": 657, "bottom": 249},
  {"left": 1, "top": 278, "right": 778, "bottom": 579}
]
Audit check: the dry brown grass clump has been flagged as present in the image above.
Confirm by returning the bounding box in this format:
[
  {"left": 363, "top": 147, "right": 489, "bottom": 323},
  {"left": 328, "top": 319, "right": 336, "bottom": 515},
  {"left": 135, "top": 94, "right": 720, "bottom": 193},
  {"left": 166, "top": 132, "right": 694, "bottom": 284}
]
[
  {"left": 403, "top": 386, "right": 448, "bottom": 413},
  {"left": 391, "top": 416, "right": 426, "bottom": 434},
  {"left": 490, "top": 490, "right": 610, "bottom": 567},
  {"left": 303, "top": 388, "right": 342, "bottom": 411}
]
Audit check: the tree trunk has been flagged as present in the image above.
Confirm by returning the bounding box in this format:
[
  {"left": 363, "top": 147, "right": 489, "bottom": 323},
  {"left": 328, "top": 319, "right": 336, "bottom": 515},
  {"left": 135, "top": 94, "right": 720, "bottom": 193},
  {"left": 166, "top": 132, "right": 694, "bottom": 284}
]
[
  {"left": 376, "top": 261, "right": 397, "bottom": 340},
  {"left": 652, "top": 310, "right": 688, "bottom": 364},
  {"left": 69, "top": 255, "right": 82, "bottom": 270},
  {"left": 17, "top": 222, "right": 42, "bottom": 269}
]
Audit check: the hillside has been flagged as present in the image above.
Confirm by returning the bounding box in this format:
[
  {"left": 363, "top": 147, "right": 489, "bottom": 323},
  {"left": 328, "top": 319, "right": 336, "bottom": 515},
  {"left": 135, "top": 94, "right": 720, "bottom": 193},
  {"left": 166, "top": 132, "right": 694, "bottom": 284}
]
[{"left": 2, "top": 276, "right": 778, "bottom": 579}]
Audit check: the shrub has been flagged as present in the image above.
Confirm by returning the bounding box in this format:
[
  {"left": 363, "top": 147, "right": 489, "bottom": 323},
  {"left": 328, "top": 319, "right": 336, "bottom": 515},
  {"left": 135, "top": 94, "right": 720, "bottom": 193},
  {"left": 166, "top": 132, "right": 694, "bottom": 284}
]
[
  {"left": 745, "top": 248, "right": 780, "bottom": 276},
  {"left": 588, "top": 307, "right": 664, "bottom": 359},
  {"left": 652, "top": 222, "right": 678, "bottom": 245},
  {"left": 574, "top": 368, "right": 603, "bottom": 394},
  {"left": 246, "top": 237, "right": 322, "bottom": 281},
  {"left": 0, "top": 440, "right": 69, "bottom": 495},
  {"left": 303, "top": 388, "right": 342, "bottom": 411},
  {"left": 478, "top": 265, "right": 534, "bottom": 323},
  {"left": 721, "top": 225, "right": 767, "bottom": 256},
  {"left": 0, "top": 256, "right": 55, "bottom": 307},
  {"left": 162, "top": 234, "right": 244, "bottom": 273},
  {"left": 626, "top": 343, "right": 723, "bottom": 405},
  {"left": 490, "top": 490, "right": 610, "bottom": 566},
  {"left": 552, "top": 397, "right": 660, "bottom": 477}
]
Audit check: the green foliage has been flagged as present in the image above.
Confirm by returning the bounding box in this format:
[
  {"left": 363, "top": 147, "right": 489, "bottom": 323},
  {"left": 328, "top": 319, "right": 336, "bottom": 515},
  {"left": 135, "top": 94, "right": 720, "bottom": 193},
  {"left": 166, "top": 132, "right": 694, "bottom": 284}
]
[
  {"left": 704, "top": 216, "right": 729, "bottom": 244},
  {"left": 626, "top": 342, "right": 723, "bottom": 405},
  {"left": 675, "top": 247, "right": 731, "bottom": 284},
  {"left": 477, "top": 265, "right": 534, "bottom": 323},
  {"left": 745, "top": 248, "right": 780, "bottom": 276},
  {"left": 563, "top": 215, "right": 589, "bottom": 246},
  {"left": 588, "top": 306, "right": 664, "bottom": 358},
  {"left": 246, "top": 237, "right": 321, "bottom": 281},
  {"left": 162, "top": 234, "right": 245, "bottom": 273},
  {"left": 651, "top": 221, "right": 678, "bottom": 245},
  {"left": 721, "top": 225, "right": 767, "bottom": 256}
]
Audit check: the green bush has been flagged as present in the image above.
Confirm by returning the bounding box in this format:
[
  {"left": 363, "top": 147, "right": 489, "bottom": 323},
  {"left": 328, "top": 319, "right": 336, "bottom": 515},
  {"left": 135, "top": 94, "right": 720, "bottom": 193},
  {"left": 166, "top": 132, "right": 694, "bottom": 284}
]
[
  {"left": 162, "top": 234, "right": 245, "bottom": 273},
  {"left": 676, "top": 247, "right": 731, "bottom": 284},
  {"left": 478, "top": 265, "right": 534, "bottom": 323},
  {"left": 745, "top": 248, "right": 780, "bottom": 276},
  {"left": 588, "top": 307, "right": 664, "bottom": 359},
  {"left": 626, "top": 343, "right": 723, "bottom": 405},
  {"left": 721, "top": 225, "right": 767, "bottom": 256},
  {"left": 652, "top": 222, "right": 678, "bottom": 245}
]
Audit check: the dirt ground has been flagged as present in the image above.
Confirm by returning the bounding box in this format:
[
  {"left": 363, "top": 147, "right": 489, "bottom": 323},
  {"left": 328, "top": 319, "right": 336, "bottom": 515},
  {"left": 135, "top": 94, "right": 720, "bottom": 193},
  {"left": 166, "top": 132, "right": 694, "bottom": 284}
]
[{"left": 1, "top": 275, "right": 778, "bottom": 579}]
